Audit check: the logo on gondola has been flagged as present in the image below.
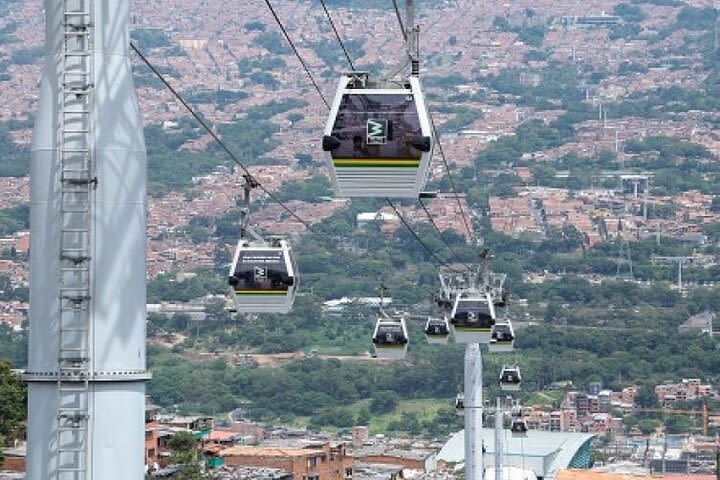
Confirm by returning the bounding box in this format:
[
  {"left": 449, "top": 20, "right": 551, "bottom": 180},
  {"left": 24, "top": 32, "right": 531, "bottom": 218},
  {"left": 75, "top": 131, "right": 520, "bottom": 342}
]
[
  {"left": 366, "top": 119, "right": 388, "bottom": 145},
  {"left": 253, "top": 267, "right": 267, "bottom": 281}
]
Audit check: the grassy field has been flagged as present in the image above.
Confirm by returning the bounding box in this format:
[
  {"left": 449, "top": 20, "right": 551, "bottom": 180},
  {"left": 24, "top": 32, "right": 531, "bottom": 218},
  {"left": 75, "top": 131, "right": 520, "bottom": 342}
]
[
  {"left": 352, "top": 398, "right": 450, "bottom": 434},
  {"left": 265, "top": 397, "right": 451, "bottom": 434},
  {"left": 525, "top": 390, "right": 564, "bottom": 407}
]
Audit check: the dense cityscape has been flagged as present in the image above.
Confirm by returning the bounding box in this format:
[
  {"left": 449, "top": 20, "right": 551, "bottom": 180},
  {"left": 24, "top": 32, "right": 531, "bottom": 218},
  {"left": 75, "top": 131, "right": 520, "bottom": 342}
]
[{"left": 1, "top": 0, "right": 720, "bottom": 478}]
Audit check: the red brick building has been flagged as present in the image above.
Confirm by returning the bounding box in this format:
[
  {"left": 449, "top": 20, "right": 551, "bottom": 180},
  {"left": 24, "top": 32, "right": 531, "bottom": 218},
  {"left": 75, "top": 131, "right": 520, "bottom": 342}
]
[
  {"left": 145, "top": 405, "right": 160, "bottom": 469},
  {"left": 219, "top": 442, "right": 353, "bottom": 480}
]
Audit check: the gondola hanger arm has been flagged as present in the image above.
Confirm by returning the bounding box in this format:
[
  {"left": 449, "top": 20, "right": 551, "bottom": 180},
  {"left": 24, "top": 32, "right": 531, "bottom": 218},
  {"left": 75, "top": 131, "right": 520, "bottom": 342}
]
[{"left": 239, "top": 174, "right": 262, "bottom": 241}]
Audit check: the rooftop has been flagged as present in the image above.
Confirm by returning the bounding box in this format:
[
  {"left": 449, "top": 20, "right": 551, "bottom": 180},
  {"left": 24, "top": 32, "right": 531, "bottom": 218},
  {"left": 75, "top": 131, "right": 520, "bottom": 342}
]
[
  {"left": 439, "top": 429, "right": 595, "bottom": 479},
  {"left": 557, "top": 471, "right": 717, "bottom": 480},
  {"left": 219, "top": 446, "right": 325, "bottom": 458}
]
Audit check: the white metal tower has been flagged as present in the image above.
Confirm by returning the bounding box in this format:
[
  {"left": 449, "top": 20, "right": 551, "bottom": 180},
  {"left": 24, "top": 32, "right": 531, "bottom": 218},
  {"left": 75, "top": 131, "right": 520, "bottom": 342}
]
[
  {"left": 26, "top": 1, "right": 149, "bottom": 478},
  {"left": 464, "top": 343, "right": 484, "bottom": 480}
]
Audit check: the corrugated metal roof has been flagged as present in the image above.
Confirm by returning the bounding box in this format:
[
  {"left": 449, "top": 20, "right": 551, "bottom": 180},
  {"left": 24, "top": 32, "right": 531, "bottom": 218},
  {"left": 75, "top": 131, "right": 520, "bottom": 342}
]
[
  {"left": 219, "top": 446, "right": 324, "bottom": 458},
  {"left": 438, "top": 429, "right": 594, "bottom": 479}
]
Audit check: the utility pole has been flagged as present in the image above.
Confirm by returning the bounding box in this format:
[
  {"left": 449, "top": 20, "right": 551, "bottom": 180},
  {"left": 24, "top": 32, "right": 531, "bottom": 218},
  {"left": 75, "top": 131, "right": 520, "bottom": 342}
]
[{"left": 652, "top": 256, "right": 695, "bottom": 291}]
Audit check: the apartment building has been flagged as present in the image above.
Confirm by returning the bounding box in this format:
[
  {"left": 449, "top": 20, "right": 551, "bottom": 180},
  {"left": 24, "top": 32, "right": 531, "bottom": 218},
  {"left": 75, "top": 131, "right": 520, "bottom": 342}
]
[{"left": 219, "top": 442, "right": 354, "bottom": 480}]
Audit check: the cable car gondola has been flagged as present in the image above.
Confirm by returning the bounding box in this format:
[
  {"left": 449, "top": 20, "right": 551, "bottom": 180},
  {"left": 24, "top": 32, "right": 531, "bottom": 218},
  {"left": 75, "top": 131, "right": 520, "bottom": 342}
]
[
  {"left": 424, "top": 316, "right": 450, "bottom": 345},
  {"left": 499, "top": 365, "right": 522, "bottom": 392},
  {"left": 228, "top": 239, "right": 297, "bottom": 314},
  {"left": 228, "top": 176, "right": 298, "bottom": 314},
  {"left": 488, "top": 321, "right": 515, "bottom": 353},
  {"left": 455, "top": 393, "right": 465, "bottom": 416},
  {"left": 372, "top": 317, "right": 409, "bottom": 360},
  {"left": 322, "top": 72, "right": 434, "bottom": 198},
  {"left": 449, "top": 291, "right": 495, "bottom": 344},
  {"left": 511, "top": 418, "right": 528, "bottom": 438}
]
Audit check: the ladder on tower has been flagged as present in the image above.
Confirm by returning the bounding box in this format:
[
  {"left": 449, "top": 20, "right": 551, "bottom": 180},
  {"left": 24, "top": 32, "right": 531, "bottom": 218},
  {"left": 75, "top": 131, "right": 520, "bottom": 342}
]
[{"left": 56, "top": 0, "right": 95, "bottom": 478}]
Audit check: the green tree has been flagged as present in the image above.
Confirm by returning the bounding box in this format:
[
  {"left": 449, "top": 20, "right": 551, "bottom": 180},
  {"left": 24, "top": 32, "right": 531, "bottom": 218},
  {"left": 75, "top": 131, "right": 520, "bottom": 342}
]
[
  {"left": 169, "top": 431, "right": 198, "bottom": 464},
  {"left": 274, "top": 176, "right": 332, "bottom": 203},
  {"left": 711, "top": 198, "right": 720, "bottom": 213},
  {"left": 295, "top": 153, "right": 316, "bottom": 169},
  {"left": 0, "top": 205, "right": 29, "bottom": 236},
  {"left": 544, "top": 302, "right": 561, "bottom": 324},
  {"left": 356, "top": 407, "right": 371, "bottom": 426},
  {"left": 0, "top": 359, "right": 26, "bottom": 443},
  {"left": 635, "top": 385, "right": 659, "bottom": 408},
  {"left": 665, "top": 415, "right": 694, "bottom": 434},
  {"left": 168, "top": 431, "right": 213, "bottom": 479},
  {"left": 402, "top": 412, "right": 422, "bottom": 435},
  {"left": 370, "top": 390, "right": 399, "bottom": 414},
  {"left": 638, "top": 418, "right": 663, "bottom": 434},
  {"left": 613, "top": 3, "right": 646, "bottom": 22},
  {"left": 287, "top": 113, "right": 304, "bottom": 124}
]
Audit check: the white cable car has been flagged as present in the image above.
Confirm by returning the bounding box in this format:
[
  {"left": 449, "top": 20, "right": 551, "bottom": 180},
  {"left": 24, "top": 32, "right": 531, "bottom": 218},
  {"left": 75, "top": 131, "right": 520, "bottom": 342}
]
[
  {"left": 372, "top": 317, "right": 409, "bottom": 360},
  {"left": 227, "top": 239, "right": 297, "bottom": 314},
  {"left": 424, "top": 316, "right": 450, "bottom": 345},
  {"left": 455, "top": 393, "right": 465, "bottom": 416},
  {"left": 449, "top": 291, "right": 495, "bottom": 344},
  {"left": 499, "top": 365, "right": 521, "bottom": 392},
  {"left": 511, "top": 418, "right": 528, "bottom": 438},
  {"left": 322, "top": 72, "right": 434, "bottom": 198},
  {"left": 488, "top": 321, "right": 515, "bottom": 353}
]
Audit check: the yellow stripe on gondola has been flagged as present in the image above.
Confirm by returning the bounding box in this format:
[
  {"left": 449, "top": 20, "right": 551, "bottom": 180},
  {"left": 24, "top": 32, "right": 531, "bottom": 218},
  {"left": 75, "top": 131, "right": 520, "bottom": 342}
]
[
  {"left": 454, "top": 327, "right": 492, "bottom": 332},
  {"left": 376, "top": 344, "right": 407, "bottom": 349},
  {"left": 234, "top": 290, "right": 288, "bottom": 295},
  {"left": 333, "top": 158, "right": 420, "bottom": 167}
]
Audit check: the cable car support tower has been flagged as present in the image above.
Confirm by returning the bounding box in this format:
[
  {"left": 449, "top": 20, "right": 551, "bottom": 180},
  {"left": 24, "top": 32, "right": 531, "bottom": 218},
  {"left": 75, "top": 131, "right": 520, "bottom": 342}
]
[
  {"left": 439, "top": 254, "right": 510, "bottom": 480},
  {"left": 26, "top": 1, "right": 150, "bottom": 478}
]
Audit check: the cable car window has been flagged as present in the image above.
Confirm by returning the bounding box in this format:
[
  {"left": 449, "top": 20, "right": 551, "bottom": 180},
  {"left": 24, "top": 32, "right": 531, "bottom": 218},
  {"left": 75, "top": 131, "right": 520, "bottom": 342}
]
[
  {"left": 456, "top": 300, "right": 484, "bottom": 311},
  {"left": 232, "top": 250, "right": 290, "bottom": 291},
  {"left": 331, "top": 94, "right": 422, "bottom": 161},
  {"left": 378, "top": 325, "right": 403, "bottom": 335}
]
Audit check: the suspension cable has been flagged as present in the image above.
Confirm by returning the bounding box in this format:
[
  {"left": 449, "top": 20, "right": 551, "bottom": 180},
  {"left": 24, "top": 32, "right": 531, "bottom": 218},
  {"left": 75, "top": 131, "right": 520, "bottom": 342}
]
[
  {"left": 263, "top": 0, "right": 330, "bottom": 108},
  {"left": 130, "top": 43, "right": 312, "bottom": 230},
  {"left": 430, "top": 116, "right": 476, "bottom": 243},
  {"left": 387, "top": 198, "right": 460, "bottom": 271},
  {"left": 418, "top": 197, "right": 471, "bottom": 269},
  {"left": 387, "top": 0, "right": 476, "bottom": 243},
  {"left": 318, "top": 0, "right": 356, "bottom": 71},
  {"left": 391, "top": 0, "right": 407, "bottom": 41}
]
